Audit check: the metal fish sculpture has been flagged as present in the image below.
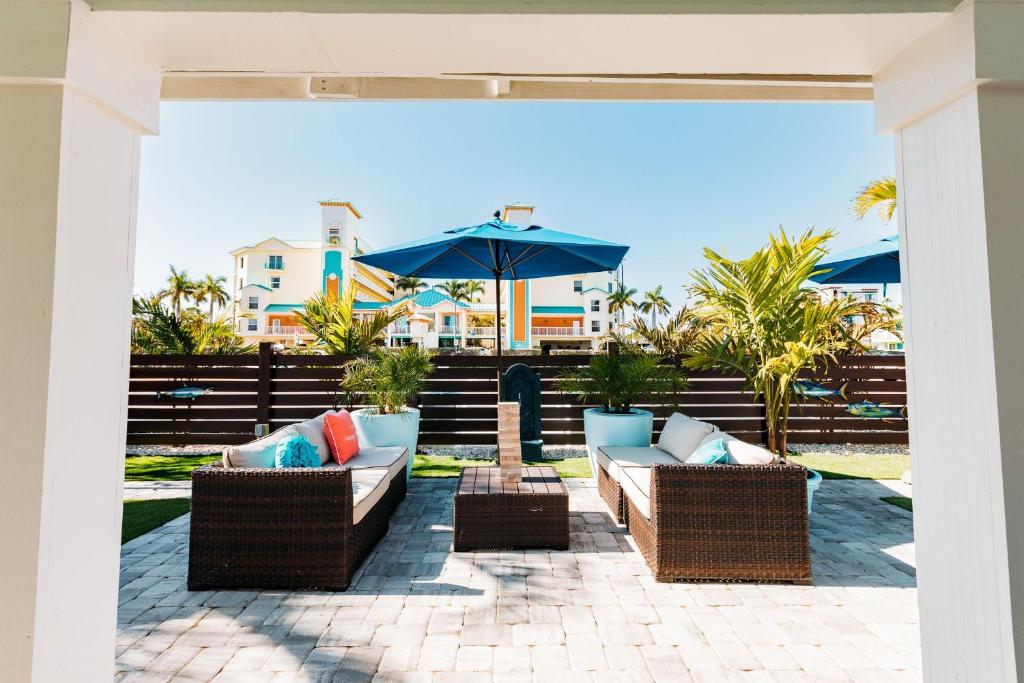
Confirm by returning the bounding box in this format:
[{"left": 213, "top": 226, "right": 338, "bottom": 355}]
[
  {"left": 793, "top": 380, "right": 847, "bottom": 401},
  {"left": 156, "top": 386, "right": 214, "bottom": 401},
  {"left": 845, "top": 401, "right": 906, "bottom": 420}
]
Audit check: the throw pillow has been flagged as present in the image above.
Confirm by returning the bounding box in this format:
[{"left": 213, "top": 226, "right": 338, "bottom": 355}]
[
  {"left": 294, "top": 411, "right": 333, "bottom": 465},
  {"left": 685, "top": 437, "right": 731, "bottom": 465},
  {"left": 223, "top": 425, "right": 295, "bottom": 468},
  {"left": 275, "top": 433, "right": 322, "bottom": 468},
  {"left": 658, "top": 412, "right": 718, "bottom": 461},
  {"left": 725, "top": 439, "right": 776, "bottom": 465},
  {"left": 324, "top": 410, "right": 360, "bottom": 465}
]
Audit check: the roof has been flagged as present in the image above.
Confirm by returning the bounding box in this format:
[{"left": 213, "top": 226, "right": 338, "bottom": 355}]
[
  {"left": 264, "top": 303, "right": 303, "bottom": 312},
  {"left": 353, "top": 301, "right": 388, "bottom": 310},
  {"left": 389, "top": 288, "right": 470, "bottom": 309},
  {"left": 229, "top": 237, "right": 321, "bottom": 254},
  {"left": 318, "top": 200, "right": 363, "bottom": 219},
  {"left": 241, "top": 283, "right": 273, "bottom": 292},
  {"left": 580, "top": 287, "right": 609, "bottom": 295},
  {"left": 532, "top": 305, "right": 585, "bottom": 315}
]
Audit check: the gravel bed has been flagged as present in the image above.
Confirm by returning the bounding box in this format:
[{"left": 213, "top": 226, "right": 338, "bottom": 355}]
[
  {"left": 126, "top": 445, "right": 225, "bottom": 457},
  {"left": 788, "top": 443, "right": 909, "bottom": 458},
  {"left": 420, "top": 444, "right": 587, "bottom": 460}
]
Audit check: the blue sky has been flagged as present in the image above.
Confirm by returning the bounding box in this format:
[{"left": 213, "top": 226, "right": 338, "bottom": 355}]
[{"left": 135, "top": 101, "right": 895, "bottom": 305}]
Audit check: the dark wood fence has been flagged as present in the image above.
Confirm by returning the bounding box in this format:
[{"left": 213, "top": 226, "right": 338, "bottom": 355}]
[{"left": 127, "top": 345, "right": 908, "bottom": 447}]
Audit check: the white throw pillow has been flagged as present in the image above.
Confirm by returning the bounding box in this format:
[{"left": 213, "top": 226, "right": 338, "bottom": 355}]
[
  {"left": 223, "top": 425, "right": 297, "bottom": 468},
  {"left": 725, "top": 439, "right": 776, "bottom": 465},
  {"left": 294, "top": 411, "right": 334, "bottom": 465},
  {"left": 657, "top": 413, "right": 718, "bottom": 462}
]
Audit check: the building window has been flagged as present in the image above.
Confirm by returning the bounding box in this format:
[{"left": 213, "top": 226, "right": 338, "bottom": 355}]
[
  {"left": 239, "top": 256, "right": 245, "bottom": 268},
  {"left": 248, "top": 296, "right": 259, "bottom": 310},
  {"left": 591, "top": 299, "right": 600, "bottom": 312},
  {"left": 238, "top": 277, "right": 244, "bottom": 289},
  {"left": 247, "top": 319, "right": 258, "bottom": 332},
  {"left": 607, "top": 282, "right": 613, "bottom": 293},
  {"left": 266, "top": 255, "right": 283, "bottom": 270},
  {"left": 328, "top": 227, "right": 340, "bottom": 245},
  {"left": 271, "top": 276, "right": 281, "bottom": 289},
  {"left": 591, "top": 320, "right": 601, "bottom": 333},
  {"left": 573, "top": 279, "right": 583, "bottom": 293}
]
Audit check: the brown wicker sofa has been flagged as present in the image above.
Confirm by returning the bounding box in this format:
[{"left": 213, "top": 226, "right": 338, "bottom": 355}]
[
  {"left": 595, "top": 417, "right": 811, "bottom": 584},
  {"left": 188, "top": 447, "right": 407, "bottom": 591}
]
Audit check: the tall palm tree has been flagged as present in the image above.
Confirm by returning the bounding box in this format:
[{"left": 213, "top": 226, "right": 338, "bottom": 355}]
[
  {"left": 607, "top": 284, "right": 638, "bottom": 319},
  {"left": 131, "top": 297, "right": 253, "bottom": 354},
  {"left": 394, "top": 276, "right": 426, "bottom": 294},
  {"left": 438, "top": 280, "right": 470, "bottom": 303},
  {"left": 194, "top": 274, "right": 230, "bottom": 320},
  {"left": 464, "top": 279, "right": 486, "bottom": 302},
  {"left": 852, "top": 176, "right": 898, "bottom": 223},
  {"left": 638, "top": 285, "right": 671, "bottom": 327},
  {"left": 159, "top": 265, "right": 198, "bottom": 316}
]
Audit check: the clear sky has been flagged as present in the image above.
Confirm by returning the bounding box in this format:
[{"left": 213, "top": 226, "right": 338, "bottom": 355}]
[{"left": 135, "top": 101, "right": 896, "bottom": 306}]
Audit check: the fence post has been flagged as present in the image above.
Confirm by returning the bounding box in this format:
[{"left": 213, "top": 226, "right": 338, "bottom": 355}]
[{"left": 256, "top": 341, "right": 272, "bottom": 435}]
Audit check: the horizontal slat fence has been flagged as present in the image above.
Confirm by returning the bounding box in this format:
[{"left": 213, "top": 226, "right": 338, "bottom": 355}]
[{"left": 127, "top": 346, "right": 908, "bottom": 447}]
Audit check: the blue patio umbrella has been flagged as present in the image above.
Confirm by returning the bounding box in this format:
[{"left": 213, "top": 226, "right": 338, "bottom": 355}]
[
  {"left": 353, "top": 213, "right": 629, "bottom": 391},
  {"left": 810, "top": 235, "right": 901, "bottom": 294}
]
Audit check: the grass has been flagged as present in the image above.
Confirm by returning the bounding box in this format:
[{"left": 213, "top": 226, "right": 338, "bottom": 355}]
[
  {"left": 412, "top": 454, "right": 592, "bottom": 478},
  {"left": 124, "top": 454, "right": 221, "bottom": 481},
  {"left": 122, "top": 498, "right": 191, "bottom": 543},
  {"left": 787, "top": 454, "right": 909, "bottom": 480},
  {"left": 881, "top": 495, "right": 913, "bottom": 512}
]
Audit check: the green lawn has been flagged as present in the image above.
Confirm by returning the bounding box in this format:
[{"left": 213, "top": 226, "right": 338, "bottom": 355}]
[
  {"left": 122, "top": 498, "right": 191, "bottom": 543},
  {"left": 124, "top": 454, "right": 221, "bottom": 481},
  {"left": 412, "top": 454, "right": 592, "bottom": 478},
  {"left": 788, "top": 454, "right": 909, "bottom": 480},
  {"left": 881, "top": 495, "right": 913, "bottom": 512}
]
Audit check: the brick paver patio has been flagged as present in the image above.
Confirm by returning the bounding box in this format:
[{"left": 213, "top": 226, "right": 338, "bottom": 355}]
[{"left": 116, "top": 476, "right": 919, "bottom": 682}]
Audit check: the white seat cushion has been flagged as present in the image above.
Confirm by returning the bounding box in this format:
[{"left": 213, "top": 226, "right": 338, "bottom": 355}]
[
  {"left": 594, "top": 447, "right": 622, "bottom": 481},
  {"left": 352, "top": 468, "right": 390, "bottom": 524},
  {"left": 293, "top": 411, "right": 334, "bottom": 465},
  {"left": 346, "top": 446, "right": 408, "bottom": 480},
  {"left": 657, "top": 413, "right": 719, "bottom": 462},
  {"left": 724, "top": 438, "right": 776, "bottom": 465},
  {"left": 598, "top": 446, "right": 680, "bottom": 484},
  {"left": 620, "top": 467, "right": 652, "bottom": 520}
]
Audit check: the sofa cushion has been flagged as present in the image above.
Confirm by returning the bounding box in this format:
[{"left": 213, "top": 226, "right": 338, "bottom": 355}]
[
  {"left": 352, "top": 468, "right": 390, "bottom": 524},
  {"left": 620, "top": 466, "right": 652, "bottom": 520},
  {"left": 275, "top": 433, "right": 322, "bottom": 468},
  {"left": 325, "top": 410, "right": 360, "bottom": 465},
  {"left": 294, "top": 411, "right": 333, "bottom": 465},
  {"left": 223, "top": 425, "right": 295, "bottom": 468},
  {"left": 725, "top": 439, "right": 776, "bottom": 465},
  {"left": 684, "top": 437, "right": 731, "bottom": 465},
  {"left": 346, "top": 446, "right": 408, "bottom": 481},
  {"left": 598, "top": 446, "right": 679, "bottom": 483},
  {"left": 657, "top": 413, "right": 718, "bottom": 462}
]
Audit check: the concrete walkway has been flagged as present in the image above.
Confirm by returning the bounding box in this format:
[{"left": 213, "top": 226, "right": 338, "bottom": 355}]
[{"left": 116, "top": 478, "right": 919, "bottom": 682}]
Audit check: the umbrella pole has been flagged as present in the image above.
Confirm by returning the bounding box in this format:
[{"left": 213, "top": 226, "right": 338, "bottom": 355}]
[{"left": 494, "top": 272, "right": 503, "bottom": 398}]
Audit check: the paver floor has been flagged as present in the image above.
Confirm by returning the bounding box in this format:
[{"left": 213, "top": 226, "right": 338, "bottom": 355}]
[{"left": 117, "top": 477, "right": 919, "bottom": 682}]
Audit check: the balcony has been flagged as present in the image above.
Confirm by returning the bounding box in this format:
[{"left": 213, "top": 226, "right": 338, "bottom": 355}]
[
  {"left": 531, "top": 326, "right": 589, "bottom": 337},
  {"left": 390, "top": 325, "right": 411, "bottom": 336},
  {"left": 466, "top": 327, "right": 496, "bottom": 337},
  {"left": 267, "top": 325, "right": 310, "bottom": 337},
  {"left": 439, "top": 325, "right": 461, "bottom": 335}
]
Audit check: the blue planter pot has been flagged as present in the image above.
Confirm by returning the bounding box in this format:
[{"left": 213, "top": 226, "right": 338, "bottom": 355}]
[
  {"left": 583, "top": 408, "right": 654, "bottom": 477},
  {"left": 806, "top": 468, "right": 823, "bottom": 513},
  {"left": 351, "top": 408, "right": 420, "bottom": 481}
]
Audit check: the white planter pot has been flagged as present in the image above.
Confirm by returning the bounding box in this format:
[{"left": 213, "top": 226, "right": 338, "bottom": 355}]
[
  {"left": 583, "top": 408, "right": 654, "bottom": 477},
  {"left": 351, "top": 407, "right": 420, "bottom": 481}
]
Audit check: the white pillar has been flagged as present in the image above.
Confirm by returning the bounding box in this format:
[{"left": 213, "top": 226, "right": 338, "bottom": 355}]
[
  {"left": 0, "top": 2, "right": 160, "bottom": 680},
  {"left": 875, "top": 1, "right": 1024, "bottom": 678}
]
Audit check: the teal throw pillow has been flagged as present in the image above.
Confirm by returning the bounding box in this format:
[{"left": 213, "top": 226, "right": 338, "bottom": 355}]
[
  {"left": 275, "top": 434, "right": 322, "bottom": 468},
  {"left": 685, "top": 437, "right": 731, "bottom": 465}
]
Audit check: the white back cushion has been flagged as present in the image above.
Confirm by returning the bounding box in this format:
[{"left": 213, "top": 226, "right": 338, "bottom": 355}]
[
  {"left": 223, "top": 425, "right": 297, "bottom": 468},
  {"left": 725, "top": 439, "right": 776, "bottom": 465},
  {"left": 657, "top": 413, "right": 718, "bottom": 461},
  {"left": 294, "top": 411, "right": 334, "bottom": 465}
]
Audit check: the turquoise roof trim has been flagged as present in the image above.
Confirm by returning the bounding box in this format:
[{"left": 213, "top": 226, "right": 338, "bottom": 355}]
[
  {"left": 532, "top": 305, "right": 585, "bottom": 315},
  {"left": 242, "top": 283, "right": 273, "bottom": 292},
  {"left": 353, "top": 301, "right": 388, "bottom": 310},
  {"left": 264, "top": 303, "right": 303, "bottom": 312},
  {"left": 390, "top": 288, "right": 470, "bottom": 309},
  {"left": 580, "top": 287, "right": 609, "bottom": 295}
]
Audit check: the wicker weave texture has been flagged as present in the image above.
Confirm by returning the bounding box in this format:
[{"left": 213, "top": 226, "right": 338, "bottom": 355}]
[
  {"left": 626, "top": 463, "right": 812, "bottom": 584},
  {"left": 597, "top": 464, "right": 625, "bottom": 524}
]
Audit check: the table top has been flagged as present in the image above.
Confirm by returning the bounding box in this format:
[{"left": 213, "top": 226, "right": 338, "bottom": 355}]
[{"left": 456, "top": 466, "right": 567, "bottom": 496}]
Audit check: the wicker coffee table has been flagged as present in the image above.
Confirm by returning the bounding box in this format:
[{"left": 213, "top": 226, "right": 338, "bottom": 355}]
[{"left": 453, "top": 466, "right": 570, "bottom": 551}]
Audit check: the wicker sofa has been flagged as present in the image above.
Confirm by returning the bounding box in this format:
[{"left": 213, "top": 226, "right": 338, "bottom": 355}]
[
  {"left": 188, "top": 446, "right": 408, "bottom": 591},
  {"left": 595, "top": 416, "right": 812, "bottom": 584}
]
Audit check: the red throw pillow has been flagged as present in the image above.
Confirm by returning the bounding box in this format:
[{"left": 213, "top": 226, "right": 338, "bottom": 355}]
[{"left": 324, "top": 410, "right": 359, "bottom": 465}]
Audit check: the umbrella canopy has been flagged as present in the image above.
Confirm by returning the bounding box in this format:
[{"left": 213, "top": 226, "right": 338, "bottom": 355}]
[
  {"left": 810, "top": 234, "right": 901, "bottom": 285},
  {"left": 353, "top": 215, "right": 629, "bottom": 391}
]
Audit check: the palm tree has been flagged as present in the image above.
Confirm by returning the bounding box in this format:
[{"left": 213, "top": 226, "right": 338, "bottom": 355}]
[
  {"left": 628, "top": 306, "right": 706, "bottom": 357},
  {"left": 607, "top": 284, "right": 638, "bottom": 319},
  {"left": 394, "top": 276, "right": 426, "bottom": 294},
  {"left": 686, "top": 228, "right": 883, "bottom": 456},
  {"left": 293, "top": 286, "right": 403, "bottom": 355},
  {"left": 194, "top": 274, "right": 229, "bottom": 320},
  {"left": 852, "top": 177, "right": 898, "bottom": 223},
  {"left": 131, "top": 297, "right": 253, "bottom": 354},
  {"left": 638, "top": 285, "right": 671, "bottom": 327},
  {"left": 439, "top": 280, "right": 470, "bottom": 303},
  {"left": 159, "top": 265, "right": 198, "bottom": 316},
  {"left": 464, "top": 279, "right": 486, "bottom": 302}
]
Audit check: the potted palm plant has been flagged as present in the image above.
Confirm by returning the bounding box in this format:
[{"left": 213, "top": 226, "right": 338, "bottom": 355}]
[
  {"left": 341, "top": 345, "right": 435, "bottom": 481},
  {"left": 555, "top": 339, "right": 687, "bottom": 477}
]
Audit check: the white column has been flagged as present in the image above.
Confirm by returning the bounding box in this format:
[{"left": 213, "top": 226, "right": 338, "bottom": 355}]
[
  {"left": 875, "top": 1, "right": 1024, "bottom": 679},
  {"left": 0, "top": 2, "right": 160, "bottom": 680}
]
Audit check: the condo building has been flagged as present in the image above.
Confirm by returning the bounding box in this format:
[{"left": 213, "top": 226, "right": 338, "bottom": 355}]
[{"left": 229, "top": 202, "right": 622, "bottom": 351}]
